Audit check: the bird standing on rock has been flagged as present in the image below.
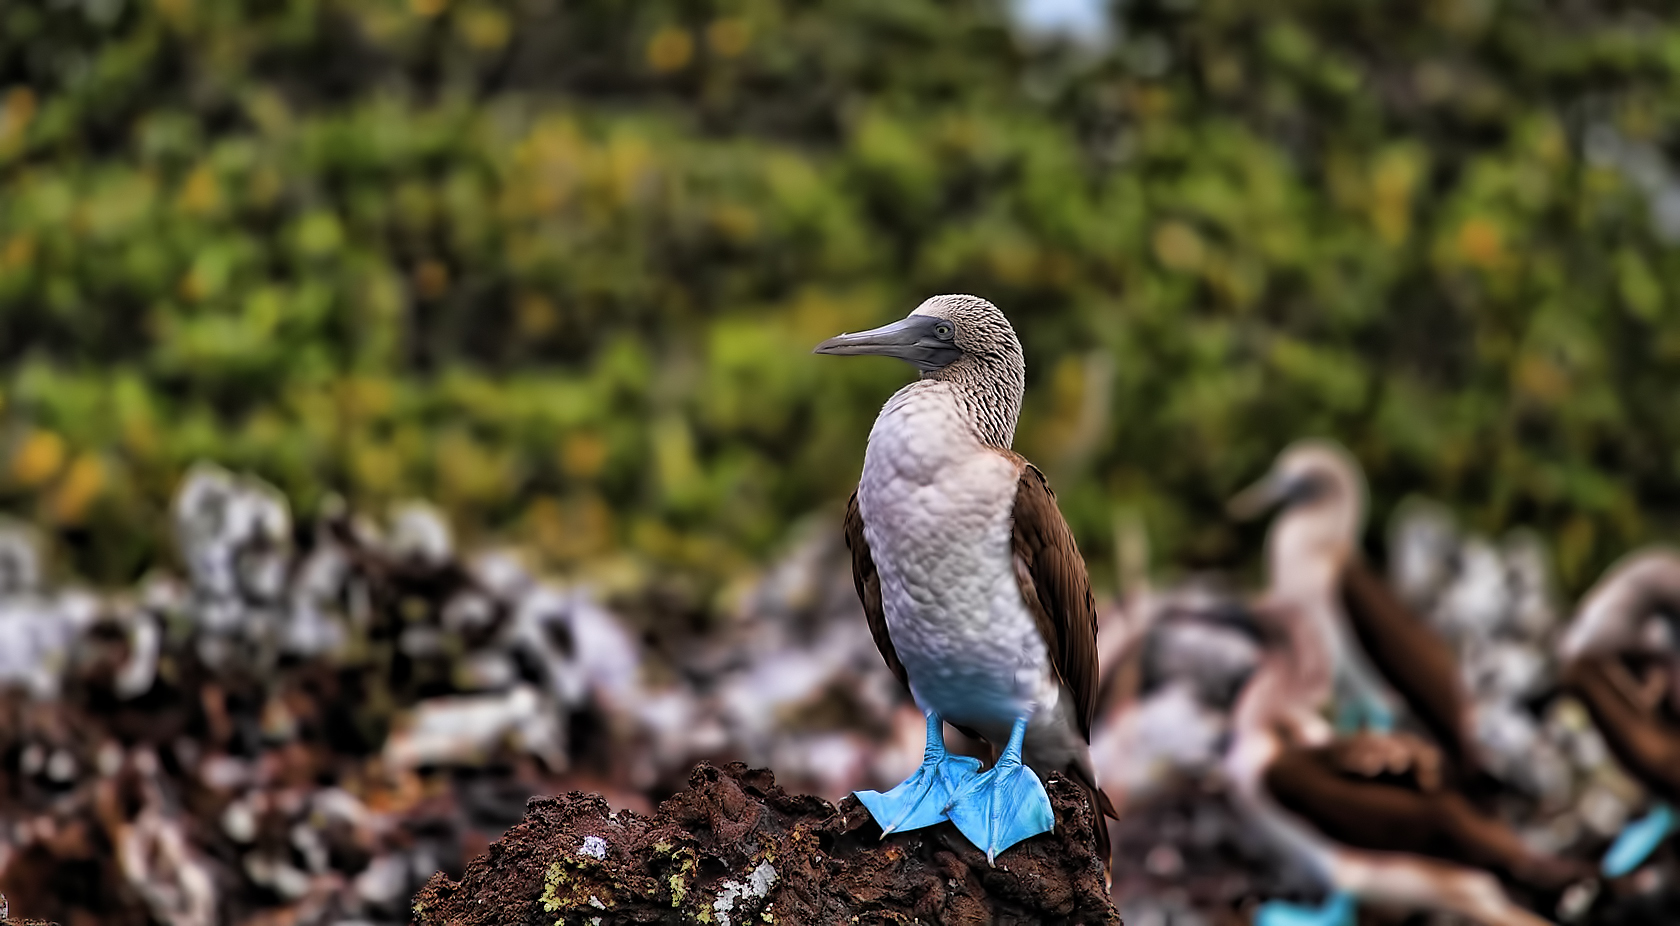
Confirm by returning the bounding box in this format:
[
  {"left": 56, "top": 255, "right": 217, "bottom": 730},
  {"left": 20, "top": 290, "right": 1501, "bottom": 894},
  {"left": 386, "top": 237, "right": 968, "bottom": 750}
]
[{"left": 814, "top": 295, "right": 1115, "bottom": 864}]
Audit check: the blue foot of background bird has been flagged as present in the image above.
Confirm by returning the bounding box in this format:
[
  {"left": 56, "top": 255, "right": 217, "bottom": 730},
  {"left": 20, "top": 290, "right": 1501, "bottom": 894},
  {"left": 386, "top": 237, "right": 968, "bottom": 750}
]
[
  {"left": 854, "top": 711, "right": 981, "bottom": 836},
  {"left": 945, "top": 716, "right": 1054, "bottom": 864},
  {"left": 1603, "top": 802, "right": 1676, "bottom": 877},
  {"left": 1255, "top": 891, "right": 1357, "bottom": 926},
  {"left": 1335, "top": 696, "right": 1395, "bottom": 734}
]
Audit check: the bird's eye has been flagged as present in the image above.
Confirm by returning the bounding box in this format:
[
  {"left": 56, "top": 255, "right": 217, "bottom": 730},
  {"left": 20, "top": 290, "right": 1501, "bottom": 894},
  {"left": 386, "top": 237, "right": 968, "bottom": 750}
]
[{"left": 934, "top": 323, "right": 954, "bottom": 340}]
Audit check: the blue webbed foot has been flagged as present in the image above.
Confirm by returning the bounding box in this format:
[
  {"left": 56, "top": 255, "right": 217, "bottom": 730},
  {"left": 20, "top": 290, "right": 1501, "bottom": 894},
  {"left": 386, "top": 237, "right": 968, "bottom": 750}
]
[
  {"left": 854, "top": 711, "right": 981, "bottom": 836},
  {"left": 1255, "top": 891, "right": 1357, "bottom": 926},
  {"left": 945, "top": 716, "right": 1055, "bottom": 864},
  {"left": 1603, "top": 802, "right": 1677, "bottom": 877}
]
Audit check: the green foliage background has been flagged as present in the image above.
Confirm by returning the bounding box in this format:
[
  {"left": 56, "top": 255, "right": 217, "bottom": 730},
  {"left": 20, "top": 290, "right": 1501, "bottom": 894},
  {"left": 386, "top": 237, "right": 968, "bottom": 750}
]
[{"left": 4, "top": 0, "right": 1680, "bottom": 598}]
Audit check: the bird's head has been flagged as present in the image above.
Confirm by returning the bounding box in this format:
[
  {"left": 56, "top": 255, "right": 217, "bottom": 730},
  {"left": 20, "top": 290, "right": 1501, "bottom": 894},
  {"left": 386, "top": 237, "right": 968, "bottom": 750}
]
[
  {"left": 813, "top": 294, "right": 1025, "bottom": 446},
  {"left": 1560, "top": 547, "right": 1680, "bottom": 662},
  {"left": 1229, "top": 439, "right": 1366, "bottom": 593}
]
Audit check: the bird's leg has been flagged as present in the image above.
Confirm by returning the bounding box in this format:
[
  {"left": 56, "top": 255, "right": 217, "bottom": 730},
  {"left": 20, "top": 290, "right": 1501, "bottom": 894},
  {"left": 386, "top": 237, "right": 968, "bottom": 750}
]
[
  {"left": 1333, "top": 657, "right": 1397, "bottom": 734},
  {"left": 1603, "top": 802, "right": 1677, "bottom": 877},
  {"left": 944, "top": 715, "right": 1055, "bottom": 865},
  {"left": 1255, "top": 890, "right": 1357, "bottom": 926},
  {"left": 854, "top": 710, "right": 982, "bottom": 836}
]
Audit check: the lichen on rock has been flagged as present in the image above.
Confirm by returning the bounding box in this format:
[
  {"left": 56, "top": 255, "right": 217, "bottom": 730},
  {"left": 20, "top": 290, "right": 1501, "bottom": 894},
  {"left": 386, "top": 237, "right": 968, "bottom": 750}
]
[{"left": 412, "top": 762, "right": 1120, "bottom": 925}]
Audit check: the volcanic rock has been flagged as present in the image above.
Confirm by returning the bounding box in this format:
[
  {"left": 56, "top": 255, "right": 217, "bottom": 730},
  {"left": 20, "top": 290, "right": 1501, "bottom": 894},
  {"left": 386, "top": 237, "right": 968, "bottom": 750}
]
[{"left": 411, "top": 762, "right": 1120, "bottom": 925}]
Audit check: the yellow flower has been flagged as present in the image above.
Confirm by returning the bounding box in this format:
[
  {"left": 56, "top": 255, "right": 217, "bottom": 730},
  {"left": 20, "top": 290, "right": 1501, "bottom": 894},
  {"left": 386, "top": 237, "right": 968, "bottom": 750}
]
[
  {"left": 9, "top": 430, "right": 66, "bottom": 488},
  {"left": 47, "top": 454, "right": 105, "bottom": 525},
  {"left": 647, "top": 27, "right": 694, "bottom": 73},
  {"left": 1456, "top": 217, "right": 1504, "bottom": 270}
]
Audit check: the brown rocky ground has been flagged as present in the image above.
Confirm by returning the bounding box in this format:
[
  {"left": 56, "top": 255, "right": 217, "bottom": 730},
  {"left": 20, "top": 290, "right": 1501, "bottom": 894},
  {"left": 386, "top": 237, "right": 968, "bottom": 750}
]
[{"left": 412, "top": 762, "right": 1120, "bottom": 925}]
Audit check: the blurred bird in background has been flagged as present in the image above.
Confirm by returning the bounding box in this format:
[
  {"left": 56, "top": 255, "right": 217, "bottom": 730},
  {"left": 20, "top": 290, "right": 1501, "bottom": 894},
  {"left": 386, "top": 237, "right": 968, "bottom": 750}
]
[{"left": 1558, "top": 551, "right": 1680, "bottom": 881}]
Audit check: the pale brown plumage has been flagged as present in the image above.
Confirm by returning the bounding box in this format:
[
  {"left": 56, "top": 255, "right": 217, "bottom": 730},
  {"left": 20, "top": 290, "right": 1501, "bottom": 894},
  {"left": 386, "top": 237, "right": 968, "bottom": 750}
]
[{"left": 843, "top": 458, "right": 1116, "bottom": 861}]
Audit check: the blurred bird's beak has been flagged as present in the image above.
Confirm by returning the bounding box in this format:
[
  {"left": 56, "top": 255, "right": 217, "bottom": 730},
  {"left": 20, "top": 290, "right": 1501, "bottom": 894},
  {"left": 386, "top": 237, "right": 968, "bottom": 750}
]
[
  {"left": 812, "top": 316, "right": 962, "bottom": 373},
  {"left": 1228, "top": 472, "right": 1290, "bottom": 521},
  {"left": 1229, "top": 468, "right": 1329, "bottom": 520}
]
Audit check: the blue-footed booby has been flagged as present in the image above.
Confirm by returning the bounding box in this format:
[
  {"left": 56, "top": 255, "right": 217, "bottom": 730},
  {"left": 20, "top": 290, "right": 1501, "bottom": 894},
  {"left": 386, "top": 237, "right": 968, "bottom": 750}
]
[
  {"left": 1226, "top": 593, "right": 1585, "bottom": 926},
  {"left": 1232, "top": 440, "right": 1488, "bottom": 785},
  {"left": 813, "top": 294, "right": 1114, "bottom": 864},
  {"left": 1558, "top": 548, "right": 1680, "bottom": 878}
]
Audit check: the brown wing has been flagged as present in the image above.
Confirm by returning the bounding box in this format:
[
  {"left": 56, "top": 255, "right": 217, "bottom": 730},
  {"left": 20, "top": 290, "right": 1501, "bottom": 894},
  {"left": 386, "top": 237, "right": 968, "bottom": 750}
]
[
  {"left": 1006, "top": 461, "right": 1100, "bottom": 743},
  {"left": 844, "top": 489, "right": 908, "bottom": 694},
  {"left": 1006, "top": 461, "right": 1117, "bottom": 864},
  {"left": 1265, "top": 741, "right": 1582, "bottom": 892},
  {"left": 1563, "top": 655, "right": 1680, "bottom": 801},
  {"left": 1340, "top": 557, "right": 1483, "bottom": 779}
]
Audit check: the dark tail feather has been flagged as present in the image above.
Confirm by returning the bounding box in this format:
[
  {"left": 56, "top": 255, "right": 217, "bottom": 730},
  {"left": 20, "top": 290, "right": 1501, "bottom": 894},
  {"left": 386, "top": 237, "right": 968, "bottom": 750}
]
[{"left": 1068, "top": 767, "right": 1117, "bottom": 883}]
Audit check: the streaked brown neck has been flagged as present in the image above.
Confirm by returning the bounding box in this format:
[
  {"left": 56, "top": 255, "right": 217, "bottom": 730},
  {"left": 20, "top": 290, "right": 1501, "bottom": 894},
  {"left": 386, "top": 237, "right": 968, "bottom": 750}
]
[{"left": 926, "top": 354, "right": 1023, "bottom": 450}]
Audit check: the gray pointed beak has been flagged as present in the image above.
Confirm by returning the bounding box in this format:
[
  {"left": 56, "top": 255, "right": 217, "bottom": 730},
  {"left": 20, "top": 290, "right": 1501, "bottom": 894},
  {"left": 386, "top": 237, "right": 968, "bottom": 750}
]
[
  {"left": 1227, "top": 472, "right": 1289, "bottom": 521},
  {"left": 812, "top": 315, "right": 962, "bottom": 373}
]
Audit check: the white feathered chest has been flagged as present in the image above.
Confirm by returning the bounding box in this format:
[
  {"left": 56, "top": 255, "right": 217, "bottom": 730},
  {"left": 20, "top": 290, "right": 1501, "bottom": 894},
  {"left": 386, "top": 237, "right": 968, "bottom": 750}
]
[{"left": 857, "top": 382, "right": 1057, "bottom": 738}]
